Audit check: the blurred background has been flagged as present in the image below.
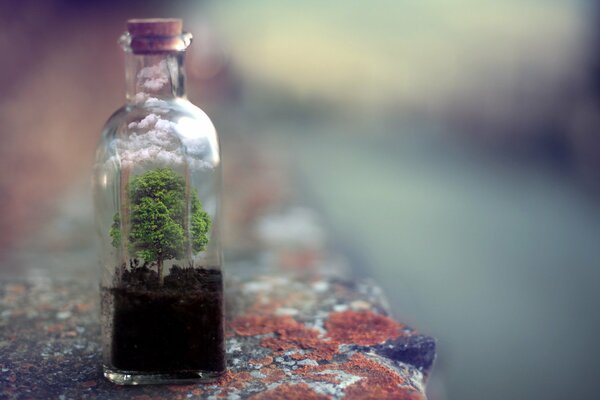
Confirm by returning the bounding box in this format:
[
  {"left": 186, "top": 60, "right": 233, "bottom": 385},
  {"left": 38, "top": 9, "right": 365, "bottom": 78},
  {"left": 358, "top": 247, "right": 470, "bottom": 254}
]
[{"left": 1, "top": 0, "right": 599, "bottom": 399}]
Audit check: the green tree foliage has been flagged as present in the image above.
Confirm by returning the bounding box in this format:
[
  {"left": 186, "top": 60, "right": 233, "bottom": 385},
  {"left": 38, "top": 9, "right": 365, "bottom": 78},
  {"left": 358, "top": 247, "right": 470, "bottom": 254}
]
[
  {"left": 191, "top": 192, "right": 211, "bottom": 252},
  {"left": 110, "top": 168, "right": 212, "bottom": 284}
]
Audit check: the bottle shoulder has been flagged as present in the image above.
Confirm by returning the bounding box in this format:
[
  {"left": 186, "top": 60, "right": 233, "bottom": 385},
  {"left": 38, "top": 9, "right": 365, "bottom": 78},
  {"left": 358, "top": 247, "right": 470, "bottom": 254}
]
[{"left": 96, "top": 98, "right": 219, "bottom": 167}]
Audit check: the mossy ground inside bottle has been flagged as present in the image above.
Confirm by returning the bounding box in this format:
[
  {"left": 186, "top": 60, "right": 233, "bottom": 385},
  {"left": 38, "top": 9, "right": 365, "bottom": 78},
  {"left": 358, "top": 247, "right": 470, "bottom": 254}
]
[{"left": 93, "top": 19, "right": 225, "bottom": 384}]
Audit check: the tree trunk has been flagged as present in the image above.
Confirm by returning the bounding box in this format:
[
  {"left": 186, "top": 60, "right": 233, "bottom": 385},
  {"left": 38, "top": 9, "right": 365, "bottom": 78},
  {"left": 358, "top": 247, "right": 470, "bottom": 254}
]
[{"left": 158, "top": 256, "right": 164, "bottom": 286}]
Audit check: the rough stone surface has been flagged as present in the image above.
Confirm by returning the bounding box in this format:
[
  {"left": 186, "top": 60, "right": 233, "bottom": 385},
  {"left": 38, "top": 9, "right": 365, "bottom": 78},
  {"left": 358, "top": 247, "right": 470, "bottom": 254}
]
[{"left": 0, "top": 251, "right": 434, "bottom": 399}]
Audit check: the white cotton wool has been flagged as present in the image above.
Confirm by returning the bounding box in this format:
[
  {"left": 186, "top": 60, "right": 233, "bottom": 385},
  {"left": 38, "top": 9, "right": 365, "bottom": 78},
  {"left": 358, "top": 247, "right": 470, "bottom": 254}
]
[{"left": 113, "top": 113, "right": 212, "bottom": 170}]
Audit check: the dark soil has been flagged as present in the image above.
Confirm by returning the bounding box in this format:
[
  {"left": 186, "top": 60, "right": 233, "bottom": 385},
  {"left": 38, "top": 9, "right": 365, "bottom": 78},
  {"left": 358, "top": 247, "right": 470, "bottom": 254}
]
[{"left": 101, "top": 265, "right": 225, "bottom": 373}]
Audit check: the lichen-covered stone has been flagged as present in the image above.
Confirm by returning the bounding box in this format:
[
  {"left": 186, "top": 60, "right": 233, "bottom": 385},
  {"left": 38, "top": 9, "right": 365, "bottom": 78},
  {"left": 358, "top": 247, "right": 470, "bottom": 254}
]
[{"left": 0, "top": 253, "right": 435, "bottom": 399}]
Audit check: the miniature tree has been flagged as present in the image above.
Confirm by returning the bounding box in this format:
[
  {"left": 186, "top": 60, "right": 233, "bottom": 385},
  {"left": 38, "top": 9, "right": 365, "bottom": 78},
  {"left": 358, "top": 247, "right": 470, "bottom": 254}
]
[{"left": 110, "top": 167, "right": 211, "bottom": 285}]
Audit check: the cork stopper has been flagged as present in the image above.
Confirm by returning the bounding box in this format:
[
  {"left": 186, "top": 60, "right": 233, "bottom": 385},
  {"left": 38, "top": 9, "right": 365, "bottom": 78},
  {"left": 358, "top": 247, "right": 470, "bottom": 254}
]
[
  {"left": 127, "top": 18, "right": 183, "bottom": 37},
  {"left": 123, "top": 18, "right": 191, "bottom": 54}
]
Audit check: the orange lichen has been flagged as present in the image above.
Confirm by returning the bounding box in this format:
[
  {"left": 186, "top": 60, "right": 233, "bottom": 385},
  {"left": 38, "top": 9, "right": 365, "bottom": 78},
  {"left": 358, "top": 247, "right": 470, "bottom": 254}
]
[
  {"left": 250, "top": 383, "right": 330, "bottom": 400},
  {"left": 340, "top": 353, "right": 423, "bottom": 400},
  {"left": 226, "top": 304, "right": 423, "bottom": 398},
  {"left": 214, "top": 370, "right": 256, "bottom": 398},
  {"left": 260, "top": 324, "right": 317, "bottom": 351},
  {"left": 305, "top": 342, "right": 339, "bottom": 361},
  {"left": 232, "top": 311, "right": 405, "bottom": 364},
  {"left": 340, "top": 353, "right": 399, "bottom": 377},
  {"left": 230, "top": 372, "right": 253, "bottom": 390},
  {"left": 216, "top": 370, "right": 235, "bottom": 385},
  {"left": 217, "top": 370, "right": 253, "bottom": 390},
  {"left": 326, "top": 310, "right": 403, "bottom": 346},
  {"left": 344, "top": 381, "right": 424, "bottom": 400},
  {"left": 230, "top": 314, "right": 340, "bottom": 361},
  {"left": 260, "top": 323, "right": 338, "bottom": 361},
  {"left": 294, "top": 363, "right": 334, "bottom": 376},
  {"left": 250, "top": 356, "right": 273, "bottom": 366},
  {"left": 230, "top": 315, "right": 303, "bottom": 336},
  {"left": 302, "top": 372, "right": 341, "bottom": 384},
  {"left": 292, "top": 352, "right": 424, "bottom": 399}
]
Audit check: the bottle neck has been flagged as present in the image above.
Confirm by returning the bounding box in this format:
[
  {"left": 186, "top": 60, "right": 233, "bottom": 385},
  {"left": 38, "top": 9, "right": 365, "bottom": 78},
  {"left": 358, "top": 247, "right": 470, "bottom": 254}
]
[{"left": 124, "top": 52, "right": 187, "bottom": 104}]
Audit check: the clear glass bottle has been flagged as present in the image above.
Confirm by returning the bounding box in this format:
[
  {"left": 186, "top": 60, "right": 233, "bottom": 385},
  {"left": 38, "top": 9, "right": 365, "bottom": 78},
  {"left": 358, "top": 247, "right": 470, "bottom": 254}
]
[{"left": 93, "top": 19, "right": 225, "bottom": 385}]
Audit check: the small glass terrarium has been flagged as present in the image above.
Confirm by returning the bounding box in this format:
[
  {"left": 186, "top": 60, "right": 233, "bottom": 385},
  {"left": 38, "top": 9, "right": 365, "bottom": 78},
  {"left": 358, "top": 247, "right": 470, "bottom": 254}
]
[{"left": 93, "top": 19, "right": 225, "bottom": 384}]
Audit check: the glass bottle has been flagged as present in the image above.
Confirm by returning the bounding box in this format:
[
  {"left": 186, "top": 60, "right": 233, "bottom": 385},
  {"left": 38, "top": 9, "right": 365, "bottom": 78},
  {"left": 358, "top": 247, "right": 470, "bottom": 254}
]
[{"left": 93, "top": 19, "right": 225, "bottom": 385}]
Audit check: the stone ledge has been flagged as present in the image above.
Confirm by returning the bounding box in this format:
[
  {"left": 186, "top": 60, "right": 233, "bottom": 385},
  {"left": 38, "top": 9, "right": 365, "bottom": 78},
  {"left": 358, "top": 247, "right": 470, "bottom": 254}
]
[{"left": 0, "top": 253, "right": 435, "bottom": 399}]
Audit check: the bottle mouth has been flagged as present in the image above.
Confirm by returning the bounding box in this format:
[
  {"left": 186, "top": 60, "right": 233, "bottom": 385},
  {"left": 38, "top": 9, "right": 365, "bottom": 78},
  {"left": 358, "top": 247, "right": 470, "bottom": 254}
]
[
  {"left": 119, "top": 31, "right": 193, "bottom": 54},
  {"left": 119, "top": 18, "right": 192, "bottom": 54}
]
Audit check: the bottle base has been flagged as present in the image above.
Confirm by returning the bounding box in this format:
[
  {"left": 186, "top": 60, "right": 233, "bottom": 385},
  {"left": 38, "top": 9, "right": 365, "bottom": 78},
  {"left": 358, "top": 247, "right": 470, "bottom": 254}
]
[{"left": 103, "top": 365, "right": 225, "bottom": 385}]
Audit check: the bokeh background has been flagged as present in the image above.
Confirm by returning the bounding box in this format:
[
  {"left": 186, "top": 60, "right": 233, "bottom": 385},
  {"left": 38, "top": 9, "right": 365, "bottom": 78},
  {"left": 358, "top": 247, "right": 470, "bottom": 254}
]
[{"left": 1, "top": 1, "right": 600, "bottom": 399}]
